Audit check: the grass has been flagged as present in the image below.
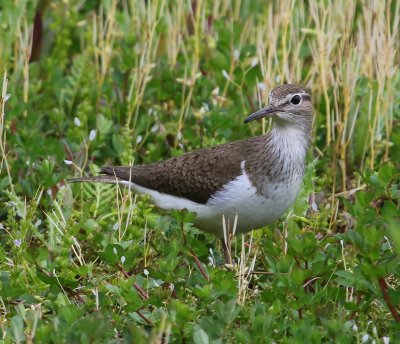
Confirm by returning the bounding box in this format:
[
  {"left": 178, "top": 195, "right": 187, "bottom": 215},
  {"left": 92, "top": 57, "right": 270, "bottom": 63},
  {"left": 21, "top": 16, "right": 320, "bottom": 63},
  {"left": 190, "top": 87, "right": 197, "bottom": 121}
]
[{"left": 0, "top": 0, "right": 400, "bottom": 342}]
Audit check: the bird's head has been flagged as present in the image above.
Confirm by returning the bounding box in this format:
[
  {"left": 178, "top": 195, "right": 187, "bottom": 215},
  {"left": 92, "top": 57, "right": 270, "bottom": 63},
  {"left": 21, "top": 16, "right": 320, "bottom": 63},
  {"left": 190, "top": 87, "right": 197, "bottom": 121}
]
[{"left": 244, "top": 84, "right": 313, "bottom": 127}]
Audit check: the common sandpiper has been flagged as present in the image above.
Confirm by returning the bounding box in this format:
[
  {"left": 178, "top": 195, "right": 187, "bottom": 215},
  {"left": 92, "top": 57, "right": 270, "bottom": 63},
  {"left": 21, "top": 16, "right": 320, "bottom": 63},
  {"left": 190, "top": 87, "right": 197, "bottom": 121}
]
[{"left": 71, "top": 84, "right": 313, "bottom": 262}]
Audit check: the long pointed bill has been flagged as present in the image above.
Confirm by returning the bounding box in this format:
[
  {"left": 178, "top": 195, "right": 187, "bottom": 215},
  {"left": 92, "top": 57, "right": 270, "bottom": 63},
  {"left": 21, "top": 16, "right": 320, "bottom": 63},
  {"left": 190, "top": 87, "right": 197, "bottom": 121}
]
[{"left": 244, "top": 105, "right": 278, "bottom": 123}]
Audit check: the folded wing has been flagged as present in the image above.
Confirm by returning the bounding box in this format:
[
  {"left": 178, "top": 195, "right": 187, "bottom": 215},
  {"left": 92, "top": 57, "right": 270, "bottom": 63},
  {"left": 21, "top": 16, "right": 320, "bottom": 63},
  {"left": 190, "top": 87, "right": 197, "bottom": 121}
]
[{"left": 100, "top": 138, "right": 257, "bottom": 204}]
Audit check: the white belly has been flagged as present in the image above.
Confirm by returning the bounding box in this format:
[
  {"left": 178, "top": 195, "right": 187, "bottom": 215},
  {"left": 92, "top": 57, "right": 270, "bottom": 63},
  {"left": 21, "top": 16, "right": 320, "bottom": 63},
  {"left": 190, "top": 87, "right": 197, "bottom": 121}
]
[
  {"left": 121, "top": 167, "right": 302, "bottom": 237},
  {"left": 194, "top": 170, "right": 302, "bottom": 235}
]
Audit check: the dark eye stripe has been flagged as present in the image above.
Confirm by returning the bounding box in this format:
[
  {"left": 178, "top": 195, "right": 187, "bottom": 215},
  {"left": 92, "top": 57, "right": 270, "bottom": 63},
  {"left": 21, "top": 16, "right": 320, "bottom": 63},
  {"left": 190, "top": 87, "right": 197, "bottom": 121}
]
[{"left": 284, "top": 94, "right": 310, "bottom": 105}]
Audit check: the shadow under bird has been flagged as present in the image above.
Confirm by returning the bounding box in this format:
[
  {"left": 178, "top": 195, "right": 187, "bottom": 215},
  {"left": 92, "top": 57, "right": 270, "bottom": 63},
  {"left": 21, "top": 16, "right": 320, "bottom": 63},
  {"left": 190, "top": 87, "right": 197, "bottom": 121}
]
[{"left": 70, "top": 84, "right": 313, "bottom": 259}]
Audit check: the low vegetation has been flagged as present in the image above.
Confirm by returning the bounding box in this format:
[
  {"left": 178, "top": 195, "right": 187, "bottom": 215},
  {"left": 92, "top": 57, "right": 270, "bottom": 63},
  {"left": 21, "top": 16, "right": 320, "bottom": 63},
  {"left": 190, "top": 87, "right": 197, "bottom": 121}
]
[{"left": 0, "top": 0, "right": 399, "bottom": 342}]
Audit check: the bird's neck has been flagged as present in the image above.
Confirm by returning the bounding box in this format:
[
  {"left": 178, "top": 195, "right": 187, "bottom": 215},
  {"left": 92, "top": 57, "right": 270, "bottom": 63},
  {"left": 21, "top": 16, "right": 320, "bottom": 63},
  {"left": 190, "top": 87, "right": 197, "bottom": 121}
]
[
  {"left": 244, "top": 121, "right": 312, "bottom": 196},
  {"left": 266, "top": 121, "right": 312, "bottom": 160}
]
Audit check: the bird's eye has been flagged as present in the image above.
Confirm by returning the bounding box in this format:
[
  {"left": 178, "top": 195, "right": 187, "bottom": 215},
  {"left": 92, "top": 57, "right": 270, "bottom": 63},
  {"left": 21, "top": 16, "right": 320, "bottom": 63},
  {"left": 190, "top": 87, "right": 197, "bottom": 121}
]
[{"left": 290, "top": 95, "right": 301, "bottom": 105}]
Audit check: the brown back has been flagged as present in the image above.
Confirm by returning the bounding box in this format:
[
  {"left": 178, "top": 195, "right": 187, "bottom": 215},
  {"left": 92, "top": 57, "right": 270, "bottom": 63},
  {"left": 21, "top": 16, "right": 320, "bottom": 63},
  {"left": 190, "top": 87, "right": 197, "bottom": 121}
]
[{"left": 101, "top": 136, "right": 265, "bottom": 204}]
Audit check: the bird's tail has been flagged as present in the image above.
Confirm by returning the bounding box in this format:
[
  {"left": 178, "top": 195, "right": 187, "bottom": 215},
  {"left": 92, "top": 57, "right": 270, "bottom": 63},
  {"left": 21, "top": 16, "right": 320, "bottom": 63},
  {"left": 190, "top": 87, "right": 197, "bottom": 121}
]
[{"left": 68, "top": 175, "right": 120, "bottom": 184}]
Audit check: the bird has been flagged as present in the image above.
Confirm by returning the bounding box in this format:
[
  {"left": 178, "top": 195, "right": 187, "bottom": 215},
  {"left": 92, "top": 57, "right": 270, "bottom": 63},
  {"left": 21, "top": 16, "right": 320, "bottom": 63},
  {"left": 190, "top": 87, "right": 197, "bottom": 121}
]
[{"left": 70, "top": 84, "right": 313, "bottom": 262}]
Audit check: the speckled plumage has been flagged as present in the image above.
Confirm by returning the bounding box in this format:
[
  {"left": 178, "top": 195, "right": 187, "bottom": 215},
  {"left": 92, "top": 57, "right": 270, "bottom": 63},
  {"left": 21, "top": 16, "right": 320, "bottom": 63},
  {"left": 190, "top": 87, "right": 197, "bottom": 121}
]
[
  {"left": 100, "top": 135, "right": 275, "bottom": 204},
  {"left": 100, "top": 123, "right": 310, "bottom": 205}
]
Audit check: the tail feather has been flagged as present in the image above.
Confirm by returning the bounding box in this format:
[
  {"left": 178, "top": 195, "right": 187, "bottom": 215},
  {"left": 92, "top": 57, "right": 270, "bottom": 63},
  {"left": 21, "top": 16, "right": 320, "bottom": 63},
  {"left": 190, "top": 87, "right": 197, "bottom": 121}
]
[{"left": 68, "top": 175, "right": 120, "bottom": 184}]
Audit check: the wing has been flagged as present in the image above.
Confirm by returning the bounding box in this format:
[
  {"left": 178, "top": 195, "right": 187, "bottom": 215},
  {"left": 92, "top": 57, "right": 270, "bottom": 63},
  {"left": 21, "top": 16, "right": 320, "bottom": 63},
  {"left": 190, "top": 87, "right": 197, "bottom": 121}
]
[{"left": 100, "top": 137, "right": 261, "bottom": 204}]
